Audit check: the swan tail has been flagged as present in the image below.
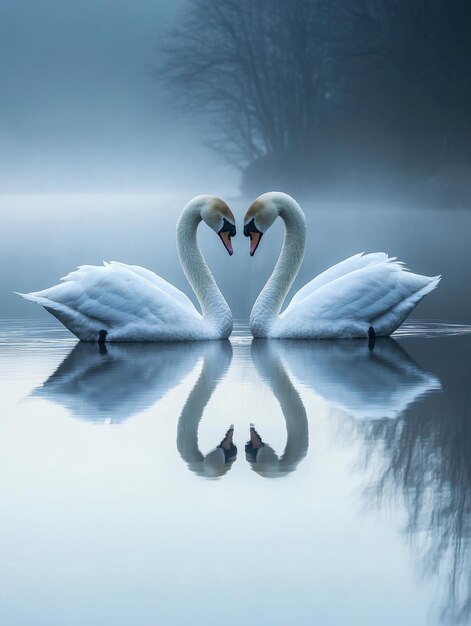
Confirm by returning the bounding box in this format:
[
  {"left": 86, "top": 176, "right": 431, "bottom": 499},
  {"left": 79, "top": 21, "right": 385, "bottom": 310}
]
[
  {"left": 15, "top": 291, "right": 42, "bottom": 304},
  {"left": 372, "top": 274, "right": 441, "bottom": 336},
  {"left": 15, "top": 291, "right": 104, "bottom": 341},
  {"left": 15, "top": 290, "right": 60, "bottom": 310}
]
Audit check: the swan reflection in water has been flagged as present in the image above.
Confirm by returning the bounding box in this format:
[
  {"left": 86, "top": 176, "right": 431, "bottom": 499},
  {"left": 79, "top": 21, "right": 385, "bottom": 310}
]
[
  {"left": 247, "top": 340, "right": 309, "bottom": 478},
  {"left": 34, "top": 334, "right": 441, "bottom": 480},
  {"left": 272, "top": 337, "right": 441, "bottom": 420},
  {"left": 33, "top": 341, "right": 206, "bottom": 423},
  {"left": 246, "top": 338, "right": 440, "bottom": 477},
  {"left": 176, "top": 341, "right": 238, "bottom": 478},
  {"left": 34, "top": 339, "right": 238, "bottom": 476}
]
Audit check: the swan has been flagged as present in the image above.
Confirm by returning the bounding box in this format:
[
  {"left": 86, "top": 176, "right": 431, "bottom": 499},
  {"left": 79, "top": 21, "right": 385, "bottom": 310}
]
[
  {"left": 17, "top": 196, "right": 236, "bottom": 341},
  {"left": 244, "top": 192, "right": 441, "bottom": 339}
]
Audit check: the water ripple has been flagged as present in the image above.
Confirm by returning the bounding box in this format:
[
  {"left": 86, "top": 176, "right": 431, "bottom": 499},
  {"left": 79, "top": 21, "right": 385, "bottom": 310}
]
[{"left": 393, "top": 320, "right": 471, "bottom": 338}]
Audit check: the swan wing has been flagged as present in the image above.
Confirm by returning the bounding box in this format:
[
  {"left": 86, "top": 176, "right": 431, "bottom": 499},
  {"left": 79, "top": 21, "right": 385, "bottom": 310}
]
[
  {"left": 288, "top": 252, "right": 393, "bottom": 308},
  {"left": 107, "top": 261, "right": 195, "bottom": 310},
  {"left": 18, "top": 262, "right": 207, "bottom": 341},
  {"left": 278, "top": 257, "right": 440, "bottom": 338}
]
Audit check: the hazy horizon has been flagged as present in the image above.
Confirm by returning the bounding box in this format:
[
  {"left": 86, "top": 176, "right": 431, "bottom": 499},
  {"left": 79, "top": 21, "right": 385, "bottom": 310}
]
[{"left": 0, "top": 0, "right": 238, "bottom": 194}]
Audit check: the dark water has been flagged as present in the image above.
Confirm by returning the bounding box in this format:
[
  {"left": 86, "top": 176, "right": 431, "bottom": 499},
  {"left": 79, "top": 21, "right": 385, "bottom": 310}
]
[{"left": 0, "top": 318, "right": 470, "bottom": 625}]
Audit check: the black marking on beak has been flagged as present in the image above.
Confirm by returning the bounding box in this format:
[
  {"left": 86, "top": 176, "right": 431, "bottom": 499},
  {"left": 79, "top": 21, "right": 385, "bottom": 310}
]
[{"left": 244, "top": 218, "right": 263, "bottom": 256}]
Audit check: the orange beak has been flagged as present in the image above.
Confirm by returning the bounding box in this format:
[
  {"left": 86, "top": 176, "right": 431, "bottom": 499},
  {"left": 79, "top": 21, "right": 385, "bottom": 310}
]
[
  {"left": 249, "top": 231, "right": 262, "bottom": 256},
  {"left": 219, "top": 231, "right": 233, "bottom": 255}
]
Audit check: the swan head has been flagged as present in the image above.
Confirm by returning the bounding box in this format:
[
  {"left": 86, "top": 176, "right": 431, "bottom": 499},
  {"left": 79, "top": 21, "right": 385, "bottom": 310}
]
[
  {"left": 199, "top": 196, "right": 236, "bottom": 255},
  {"left": 243, "top": 192, "right": 284, "bottom": 256}
]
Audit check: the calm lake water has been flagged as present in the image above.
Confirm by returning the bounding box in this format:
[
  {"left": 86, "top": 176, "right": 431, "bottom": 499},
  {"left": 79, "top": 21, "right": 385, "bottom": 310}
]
[{"left": 0, "top": 318, "right": 470, "bottom": 626}]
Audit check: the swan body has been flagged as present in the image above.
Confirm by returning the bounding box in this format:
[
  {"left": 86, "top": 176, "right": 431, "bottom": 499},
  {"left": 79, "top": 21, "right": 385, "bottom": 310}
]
[
  {"left": 244, "top": 192, "right": 440, "bottom": 339},
  {"left": 18, "top": 196, "right": 236, "bottom": 342}
]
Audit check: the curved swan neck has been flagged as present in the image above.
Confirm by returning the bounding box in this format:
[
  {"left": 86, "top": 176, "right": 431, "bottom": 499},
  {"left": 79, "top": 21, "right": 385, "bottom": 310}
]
[
  {"left": 176, "top": 202, "right": 232, "bottom": 337},
  {"left": 176, "top": 343, "right": 232, "bottom": 475},
  {"left": 176, "top": 355, "right": 212, "bottom": 468},
  {"left": 269, "top": 348, "right": 309, "bottom": 468},
  {"left": 250, "top": 197, "right": 306, "bottom": 337}
]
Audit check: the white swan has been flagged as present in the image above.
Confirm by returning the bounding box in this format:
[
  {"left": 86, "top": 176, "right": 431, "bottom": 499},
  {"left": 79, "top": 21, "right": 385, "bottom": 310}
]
[
  {"left": 244, "top": 192, "right": 441, "bottom": 339},
  {"left": 18, "top": 196, "right": 236, "bottom": 341}
]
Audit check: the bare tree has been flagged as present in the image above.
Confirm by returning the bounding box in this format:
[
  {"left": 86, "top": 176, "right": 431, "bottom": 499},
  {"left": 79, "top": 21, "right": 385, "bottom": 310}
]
[
  {"left": 157, "top": 0, "right": 471, "bottom": 200},
  {"left": 157, "top": 0, "right": 330, "bottom": 169}
]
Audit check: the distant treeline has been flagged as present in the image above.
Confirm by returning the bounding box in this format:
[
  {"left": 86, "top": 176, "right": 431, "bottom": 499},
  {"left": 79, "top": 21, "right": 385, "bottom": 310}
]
[{"left": 158, "top": 0, "right": 471, "bottom": 204}]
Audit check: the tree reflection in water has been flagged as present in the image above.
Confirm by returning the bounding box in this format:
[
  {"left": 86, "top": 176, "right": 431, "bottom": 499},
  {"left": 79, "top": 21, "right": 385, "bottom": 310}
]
[{"left": 356, "top": 337, "right": 471, "bottom": 624}]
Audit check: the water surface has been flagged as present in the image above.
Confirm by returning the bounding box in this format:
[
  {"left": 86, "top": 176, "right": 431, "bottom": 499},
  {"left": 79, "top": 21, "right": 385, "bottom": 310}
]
[{"left": 0, "top": 319, "right": 470, "bottom": 625}]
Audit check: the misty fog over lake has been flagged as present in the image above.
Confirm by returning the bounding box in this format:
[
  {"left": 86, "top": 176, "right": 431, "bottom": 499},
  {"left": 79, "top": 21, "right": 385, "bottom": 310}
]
[{"left": 1, "top": 1, "right": 470, "bottom": 626}]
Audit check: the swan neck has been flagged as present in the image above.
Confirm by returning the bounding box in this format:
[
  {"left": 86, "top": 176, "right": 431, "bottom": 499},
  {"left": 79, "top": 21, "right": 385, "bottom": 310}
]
[
  {"left": 271, "top": 349, "right": 309, "bottom": 467},
  {"left": 251, "top": 342, "right": 309, "bottom": 475},
  {"left": 176, "top": 204, "right": 232, "bottom": 338},
  {"left": 176, "top": 343, "right": 232, "bottom": 476},
  {"left": 250, "top": 200, "right": 306, "bottom": 337},
  {"left": 176, "top": 357, "right": 211, "bottom": 468}
]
